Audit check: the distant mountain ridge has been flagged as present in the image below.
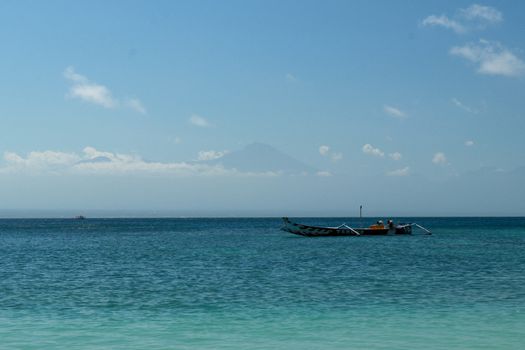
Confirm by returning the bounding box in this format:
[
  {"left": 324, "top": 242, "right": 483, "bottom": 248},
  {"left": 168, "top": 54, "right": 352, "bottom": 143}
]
[{"left": 203, "top": 142, "right": 317, "bottom": 174}]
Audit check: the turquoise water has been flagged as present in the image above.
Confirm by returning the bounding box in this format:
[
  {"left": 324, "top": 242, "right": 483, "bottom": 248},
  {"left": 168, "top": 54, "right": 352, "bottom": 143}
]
[{"left": 0, "top": 217, "right": 524, "bottom": 349}]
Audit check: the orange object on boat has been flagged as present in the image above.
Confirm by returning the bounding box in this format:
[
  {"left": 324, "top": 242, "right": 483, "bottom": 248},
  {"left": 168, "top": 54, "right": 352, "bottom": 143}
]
[{"left": 368, "top": 224, "right": 385, "bottom": 229}]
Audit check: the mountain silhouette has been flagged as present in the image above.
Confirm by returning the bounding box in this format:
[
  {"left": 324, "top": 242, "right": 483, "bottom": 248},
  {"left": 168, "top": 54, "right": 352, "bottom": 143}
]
[{"left": 205, "top": 142, "right": 316, "bottom": 174}]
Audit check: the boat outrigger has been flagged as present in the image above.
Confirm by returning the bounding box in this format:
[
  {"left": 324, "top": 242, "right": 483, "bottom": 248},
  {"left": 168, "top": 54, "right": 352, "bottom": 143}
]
[{"left": 281, "top": 217, "right": 431, "bottom": 237}]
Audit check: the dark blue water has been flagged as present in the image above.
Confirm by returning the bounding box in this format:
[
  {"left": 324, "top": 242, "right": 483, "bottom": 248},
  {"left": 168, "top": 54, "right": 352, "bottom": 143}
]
[{"left": 0, "top": 218, "right": 524, "bottom": 349}]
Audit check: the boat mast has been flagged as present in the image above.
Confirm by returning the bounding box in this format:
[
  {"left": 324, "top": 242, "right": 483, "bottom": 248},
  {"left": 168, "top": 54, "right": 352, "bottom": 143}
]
[{"left": 359, "top": 205, "right": 362, "bottom": 219}]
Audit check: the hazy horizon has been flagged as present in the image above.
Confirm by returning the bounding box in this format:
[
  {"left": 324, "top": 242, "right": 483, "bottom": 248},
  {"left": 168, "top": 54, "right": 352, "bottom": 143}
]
[{"left": 1, "top": 208, "right": 524, "bottom": 218}]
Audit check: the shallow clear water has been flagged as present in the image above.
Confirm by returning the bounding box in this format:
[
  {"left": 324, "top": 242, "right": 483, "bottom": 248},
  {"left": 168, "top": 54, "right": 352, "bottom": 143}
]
[{"left": 0, "top": 217, "right": 524, "bottom": 349}]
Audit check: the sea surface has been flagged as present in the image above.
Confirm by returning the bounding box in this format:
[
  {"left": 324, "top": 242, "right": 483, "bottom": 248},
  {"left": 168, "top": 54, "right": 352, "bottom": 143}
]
[{"left": 0, "top": 217, "right": 524, "bottom": 349}]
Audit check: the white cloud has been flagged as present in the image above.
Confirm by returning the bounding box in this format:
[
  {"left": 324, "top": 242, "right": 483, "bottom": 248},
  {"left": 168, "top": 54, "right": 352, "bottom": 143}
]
[
  {"left": 125, "top": 98, "right": 147, "bottom": 114},
  {"left": 76, "top": 147, "right": 221, "bottom": 175},
  {"left": 319, "top": 145, "right": 342, "bottom": 162},
  {"left": 64, "top": 67, "right": 117, "bottom": 108},
  {"left": 384, "top": 105, "right": 407, "bottom": 119},
  {"left": 432, "top": 152, "right": 447, "bottom": 165},
  {"left": 362, "top": 144, "right": 384, "bottom": 157},
  {"left": 460, "top": 4, "right": 502, "bottom": 24},
  {"left": 465, "top": 140, "right": 475, "bottom": 147},
  {"left": 319, "top": 145, "right": 330, "bottom": 156},
  {"left": 82, "top": 146, "right": 136, "bottom": 164},
  {"left": 63, "top": 66, "right": 88, "bottom": 83},
  {"left": 389, "top": 152, "right": 402, "bottom": 161},
  {"left": 421, "top": 15, "right": 465, "bottom": 33},
  {"left": 173, "top": 137, "right": 183, "bottom": 144},
  {"left": 197, "top": 150, "right": 227, "bottom": 161},
  {"left": 64, "top": 67, "right": 146, "bottom": 113},
  {"left": 386, "top": 166, "right": 410, "bottom": 177},
  {"left": 0, "top": 147, "right": 289, "bottom": 177},
  {"left": 3, "top": 150, "right": 80, "bottom": 172},
  {"left": 450, "top": 40, "right": 525, "bottom": 77},
  {"left": 451, "top": 98, "right": 477, "bottom": 114},
  {"left": 316, "top": 171, "right": 332, "bottom": 177},
  {"left": 422, "top": 4, "right": 502, "bottom": 33},
  {"left": 189, "top": 114, "right": 212, "bottom": 128}
]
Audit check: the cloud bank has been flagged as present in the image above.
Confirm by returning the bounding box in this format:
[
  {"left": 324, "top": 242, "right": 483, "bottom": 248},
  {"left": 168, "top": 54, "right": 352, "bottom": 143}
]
[{"left": 1, "top": 147, "right": 278, "bottom": 177}]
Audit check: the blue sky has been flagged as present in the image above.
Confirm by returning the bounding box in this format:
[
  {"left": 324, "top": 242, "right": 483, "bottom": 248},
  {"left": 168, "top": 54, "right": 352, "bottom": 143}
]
[{"left": 1, "top": 1, "right": 525, "bottom": 216}]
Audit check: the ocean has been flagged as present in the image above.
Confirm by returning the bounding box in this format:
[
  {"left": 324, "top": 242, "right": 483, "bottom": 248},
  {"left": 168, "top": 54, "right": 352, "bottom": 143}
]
[{"left": 0, "top": 217, "right": 524, "bottom": 349}]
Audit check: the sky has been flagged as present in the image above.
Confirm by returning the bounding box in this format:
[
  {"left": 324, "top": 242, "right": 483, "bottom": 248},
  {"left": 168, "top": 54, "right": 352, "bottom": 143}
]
[{"left": 1, "top": 0, "right": 525, "bottom": 216}]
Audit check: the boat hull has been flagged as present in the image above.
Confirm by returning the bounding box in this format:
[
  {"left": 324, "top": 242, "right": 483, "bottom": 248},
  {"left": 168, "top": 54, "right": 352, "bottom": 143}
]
[{"left": 281, "top": 218, "right": 389, "bottom": 237}]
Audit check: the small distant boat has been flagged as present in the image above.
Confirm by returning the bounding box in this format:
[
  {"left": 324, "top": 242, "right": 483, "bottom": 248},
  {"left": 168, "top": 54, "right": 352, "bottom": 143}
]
[
  {"left": 281, "top": 217, "right": 430, "bottom": 237},
  {"left": 74, "top": 215, "right": 86, "bottom": 220}
]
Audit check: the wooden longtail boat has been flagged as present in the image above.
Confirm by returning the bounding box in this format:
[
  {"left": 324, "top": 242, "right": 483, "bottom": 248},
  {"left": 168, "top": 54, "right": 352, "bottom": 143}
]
[{"left": 281, "top": 217, "right": 430, "bottom": 237}]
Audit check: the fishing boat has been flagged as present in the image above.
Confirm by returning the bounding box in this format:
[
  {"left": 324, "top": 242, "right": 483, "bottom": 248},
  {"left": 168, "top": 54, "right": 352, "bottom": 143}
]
[{"left": 281, "top": 217, "right": 430, "bottom": 237}]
